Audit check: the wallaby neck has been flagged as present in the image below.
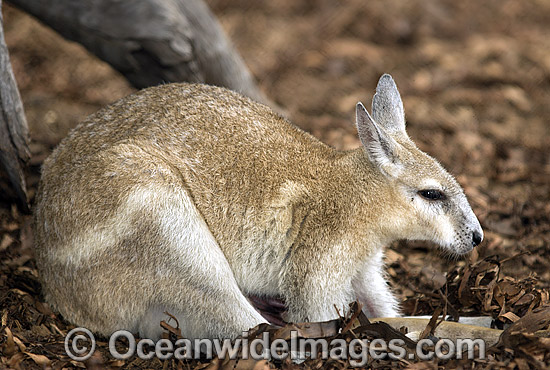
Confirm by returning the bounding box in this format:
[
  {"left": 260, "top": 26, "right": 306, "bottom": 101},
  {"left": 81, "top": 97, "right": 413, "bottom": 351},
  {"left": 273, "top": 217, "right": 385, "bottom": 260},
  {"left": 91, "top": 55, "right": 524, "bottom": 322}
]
[{"left": 323, "top": 148, "right": 402, "bottom": 253}]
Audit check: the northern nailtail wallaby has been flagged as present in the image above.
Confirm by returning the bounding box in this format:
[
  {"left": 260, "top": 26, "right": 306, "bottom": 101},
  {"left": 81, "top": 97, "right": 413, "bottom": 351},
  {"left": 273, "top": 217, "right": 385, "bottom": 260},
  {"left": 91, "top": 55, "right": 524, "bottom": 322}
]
[{"left": 34, "top": 74, "right": 483, "bottom": 340}]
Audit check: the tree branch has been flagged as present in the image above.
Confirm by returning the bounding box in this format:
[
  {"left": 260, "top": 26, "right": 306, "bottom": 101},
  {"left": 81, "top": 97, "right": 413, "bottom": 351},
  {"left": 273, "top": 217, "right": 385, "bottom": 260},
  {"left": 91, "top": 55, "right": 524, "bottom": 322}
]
[
  {"left": 8, "top": 0, "right": 272, "bottom": 106},
  {"left": 0, "top": 0, "right": 30, "bottom": 212}
]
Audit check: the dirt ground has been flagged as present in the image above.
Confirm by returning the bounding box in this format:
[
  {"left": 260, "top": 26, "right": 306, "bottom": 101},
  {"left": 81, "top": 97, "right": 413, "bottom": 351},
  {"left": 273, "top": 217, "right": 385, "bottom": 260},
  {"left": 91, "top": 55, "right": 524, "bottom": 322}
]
[{"left": 1, "top": 0, "right": 550, "bottom": 368}]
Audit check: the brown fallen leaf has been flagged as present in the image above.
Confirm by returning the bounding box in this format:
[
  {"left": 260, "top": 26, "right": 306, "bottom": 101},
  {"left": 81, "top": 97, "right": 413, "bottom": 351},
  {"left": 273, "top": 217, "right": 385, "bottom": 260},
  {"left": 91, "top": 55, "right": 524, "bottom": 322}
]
[
  {"left": 2, "top": 327, "right": 17, "bottom": 357},
  {"left": 7, "top": 351, "right": 25, "bottom": 370},
  {"left": 499, "top": 311, "right": 521, "bottom": 323},
  {"left": 25, "top": 352, "right": 52, "bottom": 369}
]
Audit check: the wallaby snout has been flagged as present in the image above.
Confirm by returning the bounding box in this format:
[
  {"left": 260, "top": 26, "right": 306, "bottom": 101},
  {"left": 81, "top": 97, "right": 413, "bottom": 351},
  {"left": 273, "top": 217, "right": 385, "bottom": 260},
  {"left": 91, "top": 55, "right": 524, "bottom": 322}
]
[{"left": 33, "top": 74, "right": 482, "bottom": 340}]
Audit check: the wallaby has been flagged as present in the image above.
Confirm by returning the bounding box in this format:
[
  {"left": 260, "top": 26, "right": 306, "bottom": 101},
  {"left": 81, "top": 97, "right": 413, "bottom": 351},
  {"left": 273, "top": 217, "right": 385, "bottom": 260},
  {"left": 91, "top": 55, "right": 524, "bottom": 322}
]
[{"left": 33, "top": 74, "right": 483, "bottom": 340}]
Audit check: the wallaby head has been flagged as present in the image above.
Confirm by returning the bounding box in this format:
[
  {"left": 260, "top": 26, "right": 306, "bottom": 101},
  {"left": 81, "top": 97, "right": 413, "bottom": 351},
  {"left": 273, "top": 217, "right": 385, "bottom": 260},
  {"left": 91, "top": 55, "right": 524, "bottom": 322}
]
[{"left": 355, "top": 74, "right": 483, "bottom": 256}]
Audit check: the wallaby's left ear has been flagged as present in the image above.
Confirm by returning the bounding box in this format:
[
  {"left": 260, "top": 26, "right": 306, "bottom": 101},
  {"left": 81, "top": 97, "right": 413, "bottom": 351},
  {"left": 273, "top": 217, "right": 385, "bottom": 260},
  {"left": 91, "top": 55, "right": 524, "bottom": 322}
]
[
  {"left": 356, "top": 102, "right": 402, "bottom": 177},
  {"left": 372, "top": 74, "right": 406, "bottom": 136}
]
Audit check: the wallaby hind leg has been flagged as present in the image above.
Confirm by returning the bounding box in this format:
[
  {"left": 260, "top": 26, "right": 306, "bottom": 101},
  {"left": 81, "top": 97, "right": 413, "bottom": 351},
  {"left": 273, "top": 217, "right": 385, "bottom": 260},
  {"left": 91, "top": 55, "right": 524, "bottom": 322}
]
[
  {"left": 41, "top": 182, "right": 267, "bottom": 340},
  {"left": 37, "top": 147, "right": 266, "bottom": 340},
  {"left": 126, "top": 182, "right": 268, "bottom": 340}
]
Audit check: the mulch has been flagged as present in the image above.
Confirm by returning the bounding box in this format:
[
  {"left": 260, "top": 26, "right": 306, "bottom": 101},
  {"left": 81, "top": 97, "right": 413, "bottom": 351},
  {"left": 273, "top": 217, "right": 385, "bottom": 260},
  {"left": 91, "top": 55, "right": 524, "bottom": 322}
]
[{"left": 2, "top": 0, "right": 550, "bottom": 368}]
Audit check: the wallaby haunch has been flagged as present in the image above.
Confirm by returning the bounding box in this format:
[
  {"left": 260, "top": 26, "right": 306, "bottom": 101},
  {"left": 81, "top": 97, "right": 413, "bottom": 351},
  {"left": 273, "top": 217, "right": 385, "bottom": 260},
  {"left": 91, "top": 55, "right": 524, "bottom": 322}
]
[{"left": 33, "top": 74, "right": 483, "bottom": 340}]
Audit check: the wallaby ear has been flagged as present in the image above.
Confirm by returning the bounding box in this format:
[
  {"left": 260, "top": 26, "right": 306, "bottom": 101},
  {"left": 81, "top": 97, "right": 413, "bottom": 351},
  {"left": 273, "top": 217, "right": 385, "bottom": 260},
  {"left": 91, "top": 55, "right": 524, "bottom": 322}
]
[
  {"left": 372, "top": 74, "right": 406, "bottom": 136},
  {"left": 356, "top": 102, "right": 402, "bottom": 177}
]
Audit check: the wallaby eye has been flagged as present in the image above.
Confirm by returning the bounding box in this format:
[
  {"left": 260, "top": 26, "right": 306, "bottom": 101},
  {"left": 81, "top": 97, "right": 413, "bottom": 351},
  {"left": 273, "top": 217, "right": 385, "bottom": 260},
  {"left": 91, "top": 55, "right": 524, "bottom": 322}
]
[{"left": 418, "top": 189, "right": 446, "bottom": 201}]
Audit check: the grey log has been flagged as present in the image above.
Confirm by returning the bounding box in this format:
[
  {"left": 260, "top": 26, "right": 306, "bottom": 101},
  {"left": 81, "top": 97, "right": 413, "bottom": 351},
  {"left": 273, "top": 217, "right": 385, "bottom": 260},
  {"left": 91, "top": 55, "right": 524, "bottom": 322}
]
[
  {"left": 0, "top": 0, "right": 30, "bottom": 212},
  {"left": 7, "top": 0, "right": 271, "bottom": 106}
]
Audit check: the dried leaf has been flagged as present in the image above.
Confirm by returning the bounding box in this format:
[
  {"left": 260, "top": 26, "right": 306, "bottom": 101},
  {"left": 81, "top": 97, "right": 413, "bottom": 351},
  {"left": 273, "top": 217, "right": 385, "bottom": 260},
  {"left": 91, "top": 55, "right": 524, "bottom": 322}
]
[
  {"left": 2, "top": 327, "right": 17, "bottom": 356},
  {"left": 499, "top": 311, "right": 521, "bottom": 323},
  {"left": 25, "top": 352, "right": 52, "bottom": 368}
]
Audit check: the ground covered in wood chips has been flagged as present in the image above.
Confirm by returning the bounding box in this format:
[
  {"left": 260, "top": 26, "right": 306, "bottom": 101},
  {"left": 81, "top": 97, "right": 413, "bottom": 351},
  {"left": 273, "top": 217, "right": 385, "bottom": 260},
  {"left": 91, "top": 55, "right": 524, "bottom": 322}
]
[{"left": 1, "top": 0, "right": 550, "bottom": 368}]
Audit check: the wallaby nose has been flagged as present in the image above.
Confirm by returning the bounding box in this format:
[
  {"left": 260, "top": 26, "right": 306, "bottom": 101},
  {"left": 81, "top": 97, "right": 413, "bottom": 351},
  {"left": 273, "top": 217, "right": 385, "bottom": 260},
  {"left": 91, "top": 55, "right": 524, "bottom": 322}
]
[{"left": 472, "top": 230, "right": 483, "bottom": 247}]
